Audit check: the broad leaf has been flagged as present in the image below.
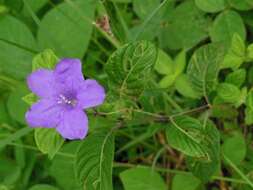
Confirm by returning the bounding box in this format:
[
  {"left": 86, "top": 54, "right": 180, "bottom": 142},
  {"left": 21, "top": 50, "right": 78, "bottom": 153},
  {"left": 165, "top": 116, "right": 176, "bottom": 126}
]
[
  {"left": 210, "top": 11, "right": 246, "bottom": 49},
  {"left": 29, "top": 184, "right": 59, "bottom": 190},
  {"left": 225, "top": 69, "right": 246, "bottom": 87},
  {"left": 0, "top": 15, "right": 37, "bottom": 79},
  {"left": 166, "top": 116, "right": 208, "bottom": 158},
  {"left": 187, "top": 43, "right": 224, "bottom": 97},
  {"left": 186, "top": 121, "right": 220, "bottom": 182},
  {"left": 160, "top": 1, "right": 210, "bottom": 50},
  {"left": 37, "top": 0, "right": 96, "bottom": 58},
  {"left": 75, "top": 129, "right": 115, "bottom": 190},
  {"left": 217, "top": 83, "right": 241, "bottom": 103},
  {"left": 120, "top": 167, "right": 166, "bottom": 190},
  {"left": 34, "top": 128, "right": 64, "bottom": 159},
  {"left": 105, "top": 41, "right": 157, "bottom": 98}
]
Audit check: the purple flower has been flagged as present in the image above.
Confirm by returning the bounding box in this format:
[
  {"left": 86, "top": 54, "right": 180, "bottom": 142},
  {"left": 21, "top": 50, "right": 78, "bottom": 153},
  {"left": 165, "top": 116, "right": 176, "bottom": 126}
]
[{"left": 25, "top": 59, "right": 105, "bottom": 140}]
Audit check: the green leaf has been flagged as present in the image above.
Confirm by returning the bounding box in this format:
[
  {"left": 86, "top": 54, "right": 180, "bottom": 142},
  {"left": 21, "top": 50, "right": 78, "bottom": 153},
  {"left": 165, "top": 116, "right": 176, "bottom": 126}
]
[
  {"left": 187, "top": 43, "right": 224, "bottom": 97},
  {"left": 49, "top": 142, "right": 82, "bottom": 190},
  {"left": 221, "top": 33, "right": 246, "bottom": 69},
  {"left": 155, "top": 50, "right": 173, "bottom": 75},
  {"left": 32, "top": 49, "right": 59, "bottom": 71},
  {"left": 172, "top": 173, "right": 201, "bottom": 190},
  {"left": 105, "top": 41, "right": 157, "bottom": 98},
  {"left": 195, "top": 0, "right": 226, "bottom": 13},
  {"left": 29, "top": 184, "right": 59, "bottom": 190},
  {"left": 217, "top": 83, "right": 241, "bottom": 103},
  {"left": 75, "top": 129, "right": 115, "bottom": 190},
  {"left": 222, "top": 132, "right": 246, "bottom": 165},
  {"left": 34, "top": 128, "right": 64, "bottom": 159},
  {"left": 159, "top": 75, "right": 176, "bottom": 88},
  {"left": 225, "top": 69, "right": 246, "bottom": 87},
  {"left": 0, "top": 15, "right": 37, "bottom": 79},
  {"left": 210, "top": 10, "right": 246, "bottom": 49},
  {"left": 228, "top": 0, "right": 253, "bottom": 10},
  {"left": 175, "top": 74, "right": 199, "bottom": 99},
  {"left": 187, "top": 121, "right": 220, "bottom": 182},
  {"left": 38, "top": 0, "right": 96, "bottom": 58},
  {"left": 245, "top": 90, "right": 253, "bottom": 125},
  {"left": 120, "top": 167, "right": 166, "bottom": 190},
  {"left": 160, "top": 1, "right": 210, "bottom": 50},
  {"left": 7, "top": 84, "right": 30, "bottom": 124},
  {"left": 22, "top": 93, "right": 38, "bottom": 106},
  {"left": 166, "top": 116, "right": 207, "bottom": 158},
  {"left": 246, "top": 43, "right": 253, "bottom": 61},
  {"left": 174, "top": 50, "right": 186, "bottom": 76},
  {"left": 133, "top": 0, "right": 160, "bottom": 20}
]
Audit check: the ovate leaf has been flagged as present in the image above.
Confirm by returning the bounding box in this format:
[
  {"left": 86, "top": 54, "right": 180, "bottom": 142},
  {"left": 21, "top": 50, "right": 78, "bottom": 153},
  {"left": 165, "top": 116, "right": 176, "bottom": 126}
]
[
  {"left": 155, "top": 50, "right": 173, "bottom": 75},
  {"left": 175, "top": 74, "right": 199, "bottom": 99},
  {"left": 225, "top": 69, "right": 246, "bottom": 87},
  {"left": 105, "top": 41, "right": 157, "bottom": 98},
  {"left": 187, "top": 121, "right": 220, "bottom": 182},
  {"left": 217, "top": 83, "right": 241, "bottom": 103},
  {"left": 172, "top": 173, "right": 201, "bottom": 190},
  {"left": 120, "top": 167, "right": 166, "bottom": 190},
  {"left": 222, "top": 132, "right": 246, "bottom": 165},
  {"left": 195, "top": 0, "right": 226, "bottom": 13},
  {"left": 160, "top": 1, "right": 210, "bottom": 50},
  {"left": 29, "top": 184, "right": 59, "bottom": 190},
  {"left": 32, "top": 49, "right": 59, "bottom": 71},
  {"left": 228, "top": 0, "right": 253, "bottom": 10},
  {"left": 210, "top": 10, "right": 246, "bottom": 49},
  {"left": 245, "top": 90, "right": 253, "bottom": 125},
  {"left": 166, "top": 116, "right": 207, "bottom": 158},
  {"left": 38, "top": 0, "right": 96, "bottom": 58},
  {"left": 34, "top": 128, "right": 64, "bottom": 159},
  {"left": 0, "top": 15, "right": 37, "bottom": 79},
  {"left": 187, "top": 43, "right": 224, "bottom": 97},
  {"left": 75, "top": 129, "right": 115, "bottom": 190}
]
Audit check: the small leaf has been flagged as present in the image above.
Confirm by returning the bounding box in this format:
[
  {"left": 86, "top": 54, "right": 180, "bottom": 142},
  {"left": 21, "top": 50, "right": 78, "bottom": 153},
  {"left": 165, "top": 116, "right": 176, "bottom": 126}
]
[
  {"left": 225, "top": 69, "right": 246, "bottom": 87},
  {"left": 32, "top": 49, "right": 59, "bottom": 71},
  {"left": 246, "top": 43, "right": 253, "bottom": 61},
  {"left": 155, "top": 50, "right": 173, "bottom": 75},
  {"left": 217, "top": 83, "right": 241, "bottom": 103},
  {"left": 34, "top": 128, "right": 64, "bottom": 159},
  {"left": 222, "top": 132, "right": 246, "bottom": 165},
  {"left": 174, "top": 50, "right": 186, "bottom": 76},
  {"left": 187, "top": 43, "right": 224, "bottom": 97},
  {"left": 195, "top": 0, "right": 226, "bottom": 13},
  {"left": 228, "top": 0, "right": 253, "bottom": 11},
  {"left": 105, "top": 41, "right": 157, "bottom": 98},
  {"left": 28, "top": 184, "right": 59, "bottom": 190},
  {"left": 245, "top": 90, "right": 253, "bottom": 125},
  {"left": 75, "top": 129, "right": 115, "bottom": 189},
  {"left": 221, "top": 34, "right": 246, "bottom": 69},
  {"left": 22, "top": 93, "right": 38, "bottom": 106},
  {"left": 120, "top": 167, "right": 166, "bottom": 190},
  {"left": 159, "top": 75, "right": 176, "bottom": 88},
  {"left": 172, "top": 173, "right": 201, "bottom": 190},
  {"left": 175, "top": 74, "right": 199, "bottom": 99}
]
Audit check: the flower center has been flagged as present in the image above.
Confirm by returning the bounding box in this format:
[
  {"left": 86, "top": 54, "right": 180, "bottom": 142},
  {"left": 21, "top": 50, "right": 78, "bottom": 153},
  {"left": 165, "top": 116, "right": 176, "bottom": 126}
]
[{"left": 57, "top": 94, "right": 77, "bottom": 107}]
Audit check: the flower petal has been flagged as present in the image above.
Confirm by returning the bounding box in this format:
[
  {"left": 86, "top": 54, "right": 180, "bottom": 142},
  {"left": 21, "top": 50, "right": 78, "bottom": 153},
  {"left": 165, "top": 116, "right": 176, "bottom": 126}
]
[
  {"left": 25, "top": 98, "right": 63, "bottom": 128},
  {"left": 54, "top": 58, "right": 84, "bottom": 92},
  {"left": 56, "top": 109, "right": 88, "bottom": 140},
  {"left": 27, "top": 69, "right": 55, "bottom": 98},
  {"left": 77, "top": 79, "right": 106, "bottom": 109}
]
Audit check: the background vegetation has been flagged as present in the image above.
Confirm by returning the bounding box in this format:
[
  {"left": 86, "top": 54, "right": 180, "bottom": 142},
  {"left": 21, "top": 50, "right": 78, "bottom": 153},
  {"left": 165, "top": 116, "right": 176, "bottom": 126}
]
[{"left": 0, "top": 0, "right": 253, "bottom": 189}]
